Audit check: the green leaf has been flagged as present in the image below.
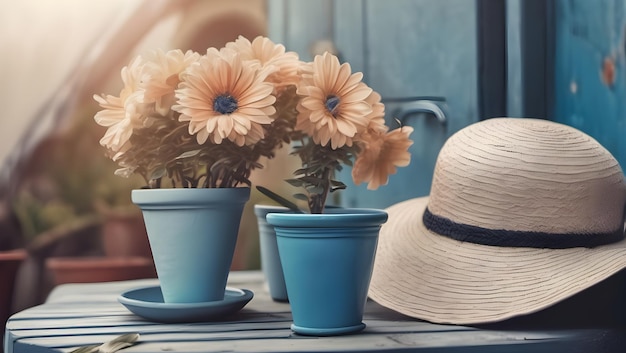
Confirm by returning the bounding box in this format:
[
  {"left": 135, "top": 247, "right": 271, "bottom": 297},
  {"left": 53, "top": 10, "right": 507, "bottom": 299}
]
[
  {"left": 338, "top": 157, "right": 353, "bottom": 167},
  {"left": 299, "top": 176, "right": 323, "bottom": 185},
  {"left": 150, "top": 166, "right": 166, "bottom": 180},
  {"left": 293, "top": 193, "right": 309, "bottom": 201},
  {"left": 330, "top": 180, "right": 346, "bottom": 188},
  {"left": 331, "top": 183, "right": 347, "bottom": 191},
  {"left": 285, "top": 179, "right": 304, "bottom": 187},
  {"left": 176, "top": 149, "right": 201, "bottom": 159},
  {"left": 306, "top": 185, "right": 325, "bottom": 195},
  {"left": 293, "top": 168, "right": 308, "bottom": 176}
]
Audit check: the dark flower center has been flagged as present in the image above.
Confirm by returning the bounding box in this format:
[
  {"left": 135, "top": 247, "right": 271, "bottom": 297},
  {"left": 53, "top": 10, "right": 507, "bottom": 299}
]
[
  {"left": 213, "top": 94, "right": 238, "bottom": 114},
  {"left": 325, "top": 95, "right": 340, "bottom": 116}
]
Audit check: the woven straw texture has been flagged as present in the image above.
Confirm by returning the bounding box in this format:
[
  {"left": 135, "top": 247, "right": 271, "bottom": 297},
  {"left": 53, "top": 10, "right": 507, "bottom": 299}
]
[{"left": 368, "top": 118, "right": 626, "bottom": 325}]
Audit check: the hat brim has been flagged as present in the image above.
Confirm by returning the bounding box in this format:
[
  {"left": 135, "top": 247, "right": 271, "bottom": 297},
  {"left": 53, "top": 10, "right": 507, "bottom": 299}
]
[{"left": 368, "top": 196, "right": 626, "bottom": 325}]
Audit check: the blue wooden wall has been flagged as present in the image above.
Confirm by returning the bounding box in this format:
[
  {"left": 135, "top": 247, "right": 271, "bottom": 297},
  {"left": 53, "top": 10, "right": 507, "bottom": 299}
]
[
  {"left": 268, "top": 0, "right": 625, "bottom": 209},
  {"left": 553, "top": 0, "right": 626, "bottom": 168},
  {"left": 269, "top": 0, "right": 479, "bottom": 209}
]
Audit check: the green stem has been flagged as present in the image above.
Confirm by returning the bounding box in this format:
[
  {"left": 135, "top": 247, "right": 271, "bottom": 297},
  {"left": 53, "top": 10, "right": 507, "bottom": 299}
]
[
  {"left": 256, "top": 186, "right": 304, "bottom": 213},
  {"left": 308, "top": 167, "right": 332, "bottom": 214}
]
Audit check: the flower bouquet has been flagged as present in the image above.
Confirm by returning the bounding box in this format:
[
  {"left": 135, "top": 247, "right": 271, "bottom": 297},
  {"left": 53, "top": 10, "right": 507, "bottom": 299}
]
[
  {"left": 224, "top": 40, "right": 412, "bottom": 318},
  {"left": 271, "top": 50, "right": 414, "bottom": 213},
  {"left": 93, "top": 35, "right": 413, "bottom": 212},
  {"left": 92, "top": 36, "right": 304, "bottom": 305},
  {"left": 251, "top": 41, "right": 411, "bottom": 335},
  {"left": 94, "top": 37, "right": 301, "bottom": 189},
  {"left": 94, "top": 37, "right": 412, "bottom": 213}
]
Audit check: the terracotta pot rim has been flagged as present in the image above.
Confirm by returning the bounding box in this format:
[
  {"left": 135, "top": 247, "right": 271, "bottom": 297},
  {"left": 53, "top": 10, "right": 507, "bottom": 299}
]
[
  {"left": 46, "top": 256, "right": 153, "bottom": 269},
  {"left": 0, "top": 249, "right": 27, "bottom": 261}
]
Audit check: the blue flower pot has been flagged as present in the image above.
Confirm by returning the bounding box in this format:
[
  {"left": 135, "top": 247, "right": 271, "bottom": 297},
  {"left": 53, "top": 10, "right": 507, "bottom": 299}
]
[
  {"left": 267, "top": 208, "right": 388, "bottom": 336},
  {"left": 132, "top": 188, "right": 250, "bottom": 303},
  {"left": 254, "top": 205, "right": 290, "bottom": 302}
]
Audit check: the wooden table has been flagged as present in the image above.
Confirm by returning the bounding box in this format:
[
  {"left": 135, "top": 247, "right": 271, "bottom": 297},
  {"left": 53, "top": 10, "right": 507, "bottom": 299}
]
[{"left": 4, "top": 271, "right": 626, "bottom": 353}]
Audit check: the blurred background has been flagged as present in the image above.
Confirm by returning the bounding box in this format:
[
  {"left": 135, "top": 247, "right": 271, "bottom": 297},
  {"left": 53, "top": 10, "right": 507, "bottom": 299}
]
[{"left": 0, "top": 0, "right": 624, "bottom": 333}]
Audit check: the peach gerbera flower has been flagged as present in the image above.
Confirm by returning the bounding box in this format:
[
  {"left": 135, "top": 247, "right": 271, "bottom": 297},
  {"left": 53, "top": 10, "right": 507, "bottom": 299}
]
[
  {"left": 173, "top": 51, "right": 277, "bottom": 146},
  {"left": 142, "top": 49, "right": 200, "bottom": 116},
  {"left": 93, "top": 56, "right": 147, "bottom": 152},
  {"left": 362, "top": 90, "right": 388, "bottom": 136},
  {"left": 296, "top": 52, "right": 373, "bottom": 149},
  {"left": 352, "top": 126, "right": 414, "bottom": 190},
  {"left": 225, "top": 36, "right": 301, "bottom": 91}
]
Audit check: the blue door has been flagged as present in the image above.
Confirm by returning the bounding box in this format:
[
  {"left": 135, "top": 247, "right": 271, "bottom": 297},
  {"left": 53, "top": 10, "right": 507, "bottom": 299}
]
[
  {"left": 552, "top": 0, "right": 626, "bottom": 168},
  {"left": 269, "top": 1, "right": 483, "bottom": 209}
]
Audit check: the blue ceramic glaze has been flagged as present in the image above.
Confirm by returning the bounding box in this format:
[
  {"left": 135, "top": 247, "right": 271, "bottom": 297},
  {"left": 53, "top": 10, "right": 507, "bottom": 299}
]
[
  {"left": 118, "top": 285, "right": 253, "bottom": 323},
  {"left": 132, "top": 188, "right": 250, "bottom": 303},
  {"left": 266, "top": 208, "right": 388, "bottom": 228},
  {"left": 131, "top": 187, "right": 249, "bottom": 208},
  {"left": 254, "top": 205, "right": 290, "bottom": 302},
  {"left": 267, "top": 208, "right": 388, "bottom": 336}
]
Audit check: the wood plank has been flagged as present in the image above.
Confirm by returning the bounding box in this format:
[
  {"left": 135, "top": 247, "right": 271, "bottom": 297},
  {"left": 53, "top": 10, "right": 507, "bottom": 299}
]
[{"left": 6, "top": 272, "right": 626, "bottom": 353}]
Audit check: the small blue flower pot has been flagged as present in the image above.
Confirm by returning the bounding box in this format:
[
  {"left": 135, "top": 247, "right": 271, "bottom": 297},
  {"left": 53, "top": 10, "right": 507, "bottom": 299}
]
[
  {"left": 132, "top": 188, "right": 250, "bottom": 303},
  {"left": 254, "top": 204, "right": 290, "bottom": 302},
  {"left": 267, "top": 208, "right": 388, "bottom": 336}
]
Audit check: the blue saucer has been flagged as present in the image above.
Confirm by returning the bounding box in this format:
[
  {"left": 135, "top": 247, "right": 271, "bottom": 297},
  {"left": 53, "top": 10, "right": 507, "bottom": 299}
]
[
  {"left": 291, "top": 323, "right": 366, "bottom": 336},
  {"left": 118, "top": 286, "right": 253, "bottom": 323}
]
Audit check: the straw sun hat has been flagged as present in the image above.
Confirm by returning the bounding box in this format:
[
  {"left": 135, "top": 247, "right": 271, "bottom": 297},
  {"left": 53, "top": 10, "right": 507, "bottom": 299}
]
[{"left": 368, "top": 117, "right": 626, "bottom": 325}]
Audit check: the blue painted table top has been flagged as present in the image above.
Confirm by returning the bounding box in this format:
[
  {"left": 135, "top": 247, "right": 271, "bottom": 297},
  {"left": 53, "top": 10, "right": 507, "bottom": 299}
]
[{"left": 4, "top": 271, "right": 626, "bottom": 353}]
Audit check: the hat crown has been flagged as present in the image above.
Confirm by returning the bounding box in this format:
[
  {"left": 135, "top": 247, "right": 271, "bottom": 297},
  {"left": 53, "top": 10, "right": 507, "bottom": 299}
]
[
  {"left": 370, "top": 118, "right": 626, "bottom": 325},
  {"left": 428, "top": 118, "right": 626, "bottom": 236}
]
